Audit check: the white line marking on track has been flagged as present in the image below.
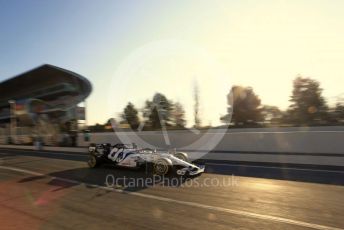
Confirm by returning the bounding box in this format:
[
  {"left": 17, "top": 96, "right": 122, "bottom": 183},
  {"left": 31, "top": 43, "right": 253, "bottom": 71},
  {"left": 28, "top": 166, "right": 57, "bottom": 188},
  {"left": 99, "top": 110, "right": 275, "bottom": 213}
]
[{"left": 0, "top": 165, "right": 342, "bottom": 230}]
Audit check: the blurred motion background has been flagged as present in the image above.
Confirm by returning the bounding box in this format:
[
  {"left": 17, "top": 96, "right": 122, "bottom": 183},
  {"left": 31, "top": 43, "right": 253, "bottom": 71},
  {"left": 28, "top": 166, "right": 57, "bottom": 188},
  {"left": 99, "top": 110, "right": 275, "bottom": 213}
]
[{"left": 0, "top": 0, "right": 343, "bottom": 147}]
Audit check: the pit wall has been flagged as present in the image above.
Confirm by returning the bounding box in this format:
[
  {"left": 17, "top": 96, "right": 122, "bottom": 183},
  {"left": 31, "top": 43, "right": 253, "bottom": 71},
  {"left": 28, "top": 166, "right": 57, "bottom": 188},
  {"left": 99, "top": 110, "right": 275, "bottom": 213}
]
[
  {"left": 76, "top": 127, "right": 344, "bottom": 167},
  {"left": 77, "top": 126, "right": 344, "bottom": 154}
]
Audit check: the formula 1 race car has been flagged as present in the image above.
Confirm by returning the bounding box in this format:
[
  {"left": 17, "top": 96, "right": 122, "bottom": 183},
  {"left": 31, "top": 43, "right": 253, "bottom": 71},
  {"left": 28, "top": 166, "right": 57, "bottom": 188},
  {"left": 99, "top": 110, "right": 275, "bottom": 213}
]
[{"left": 87, "top": 143, "right": 205, "bottom": 176}]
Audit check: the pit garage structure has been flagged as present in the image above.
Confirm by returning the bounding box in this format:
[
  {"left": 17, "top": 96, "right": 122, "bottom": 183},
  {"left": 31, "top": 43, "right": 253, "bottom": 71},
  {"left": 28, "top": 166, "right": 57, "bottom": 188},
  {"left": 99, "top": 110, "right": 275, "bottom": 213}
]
[{"left": 0, "top": 64, "right": 92, "bottom": 145}]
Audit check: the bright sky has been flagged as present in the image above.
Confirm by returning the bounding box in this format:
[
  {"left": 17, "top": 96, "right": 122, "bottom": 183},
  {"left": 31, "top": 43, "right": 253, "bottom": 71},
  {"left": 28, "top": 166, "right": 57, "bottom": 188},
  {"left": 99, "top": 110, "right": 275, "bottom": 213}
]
[{"left": 1, "top": 0, "right": 344, "bottom": 126}]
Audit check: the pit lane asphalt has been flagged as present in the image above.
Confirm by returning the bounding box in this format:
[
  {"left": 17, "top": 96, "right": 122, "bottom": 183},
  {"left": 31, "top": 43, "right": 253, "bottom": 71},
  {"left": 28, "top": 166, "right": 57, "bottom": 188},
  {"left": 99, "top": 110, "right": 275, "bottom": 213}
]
[{"left": 0, "top": 149, "right": 343, "bottom": 230}]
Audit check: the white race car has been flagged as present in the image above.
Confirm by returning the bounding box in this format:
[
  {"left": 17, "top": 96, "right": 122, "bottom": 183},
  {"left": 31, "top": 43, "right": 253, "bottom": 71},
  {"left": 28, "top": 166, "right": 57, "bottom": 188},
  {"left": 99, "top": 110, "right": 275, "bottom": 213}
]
[{"left": 87, "top": 143, "right": 205, "bottom": 176}]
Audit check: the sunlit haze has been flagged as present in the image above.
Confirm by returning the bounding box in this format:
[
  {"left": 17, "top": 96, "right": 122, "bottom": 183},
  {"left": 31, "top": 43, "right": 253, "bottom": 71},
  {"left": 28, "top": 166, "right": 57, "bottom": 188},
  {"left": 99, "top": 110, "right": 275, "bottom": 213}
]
[{"left": 1, "top": 0, "right": 344, "bottom": 125}]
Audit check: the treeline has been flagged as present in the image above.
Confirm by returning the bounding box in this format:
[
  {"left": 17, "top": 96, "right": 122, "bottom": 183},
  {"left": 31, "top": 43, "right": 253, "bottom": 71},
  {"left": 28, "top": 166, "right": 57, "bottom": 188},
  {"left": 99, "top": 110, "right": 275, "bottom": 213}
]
[
  {"left": 221, "top": 76, "right": 344, "bottom": 127},
  {"left": 89, "top": 93, "right": 188, "bottom": 132},
  {"left": 89, "top": 76, "right": 344, "bottom": 132},
  {"left": 121, "top": 93, "right": 187, "bottom": 130}
]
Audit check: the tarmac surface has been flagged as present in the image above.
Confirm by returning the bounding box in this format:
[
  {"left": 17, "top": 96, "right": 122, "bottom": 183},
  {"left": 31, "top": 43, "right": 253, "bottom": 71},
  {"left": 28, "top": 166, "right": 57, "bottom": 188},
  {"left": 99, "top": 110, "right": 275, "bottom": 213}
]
[{"left": 0, "top": 148, "right": 343, "bottom": 230}]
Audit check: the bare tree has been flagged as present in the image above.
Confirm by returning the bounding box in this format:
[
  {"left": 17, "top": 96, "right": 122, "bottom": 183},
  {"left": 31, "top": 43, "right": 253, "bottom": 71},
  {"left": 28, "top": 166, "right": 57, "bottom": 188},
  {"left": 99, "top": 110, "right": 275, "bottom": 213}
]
[{"left": 193, "top": 81, "right": 201, "bottom": 128}]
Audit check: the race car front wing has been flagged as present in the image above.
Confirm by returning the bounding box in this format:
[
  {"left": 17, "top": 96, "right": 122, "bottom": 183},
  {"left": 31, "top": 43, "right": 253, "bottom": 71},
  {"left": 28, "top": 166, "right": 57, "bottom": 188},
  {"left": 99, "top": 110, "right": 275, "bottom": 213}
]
[{"left": 176, "top": 165, "right": 205, "bottom": 176}]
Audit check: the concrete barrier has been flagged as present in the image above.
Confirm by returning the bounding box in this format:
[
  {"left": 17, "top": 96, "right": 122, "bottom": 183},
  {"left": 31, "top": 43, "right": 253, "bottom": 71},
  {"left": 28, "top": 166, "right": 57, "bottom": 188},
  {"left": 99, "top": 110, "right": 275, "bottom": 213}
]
[
  {"left": 75, "top": 127, "right": 344, "bottom": 167},
  {"left": 1, "top": 126, "right": 343, "bottom": 168},
  {"left": 78, "top": 126, "right": 344, "bottom": 154}
]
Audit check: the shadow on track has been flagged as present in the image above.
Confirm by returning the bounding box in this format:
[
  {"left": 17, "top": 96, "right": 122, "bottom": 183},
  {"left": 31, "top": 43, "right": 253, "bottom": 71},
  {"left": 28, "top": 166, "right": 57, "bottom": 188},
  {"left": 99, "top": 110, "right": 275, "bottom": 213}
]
[
  {"left": 0, "top": 148, "right": 87, "bottom": 162},
  {"left": 17, "top": 165, "right": 198, "bottom": 192},
  {"left": 201, "top": 160, "right": 344, "bottom": 186}
]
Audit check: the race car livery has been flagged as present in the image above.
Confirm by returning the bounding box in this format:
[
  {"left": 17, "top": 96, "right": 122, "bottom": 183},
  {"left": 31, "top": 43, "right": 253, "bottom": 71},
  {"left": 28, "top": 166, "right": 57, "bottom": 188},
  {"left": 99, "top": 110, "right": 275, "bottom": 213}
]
[{"left": 87, "top": 143, "right": 205, "bottom": 176}]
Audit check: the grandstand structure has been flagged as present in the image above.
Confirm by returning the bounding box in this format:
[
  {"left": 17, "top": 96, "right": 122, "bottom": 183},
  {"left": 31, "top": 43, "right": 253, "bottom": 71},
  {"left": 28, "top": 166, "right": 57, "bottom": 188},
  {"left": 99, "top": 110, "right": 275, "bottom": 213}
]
[{"left": 0, "top": 64, "right": 92, "bottom": 145}]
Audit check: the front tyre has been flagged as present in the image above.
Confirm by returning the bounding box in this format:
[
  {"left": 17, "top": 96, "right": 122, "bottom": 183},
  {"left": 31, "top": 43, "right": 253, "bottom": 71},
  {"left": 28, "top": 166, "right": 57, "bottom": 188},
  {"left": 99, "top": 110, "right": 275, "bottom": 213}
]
[
  {"left": 174, "top": 152, "right": 189, "bottom": 162},
  {"left": 88, "top": 155, "right": 100, "bottom": 168}
]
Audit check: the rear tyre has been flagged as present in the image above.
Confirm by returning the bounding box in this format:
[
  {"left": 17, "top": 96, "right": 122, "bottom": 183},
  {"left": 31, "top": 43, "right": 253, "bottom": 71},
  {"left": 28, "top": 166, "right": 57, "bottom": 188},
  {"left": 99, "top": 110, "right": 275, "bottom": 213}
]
[{"left": 88, "top": 155, "right": 100, "bottom": 168}]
